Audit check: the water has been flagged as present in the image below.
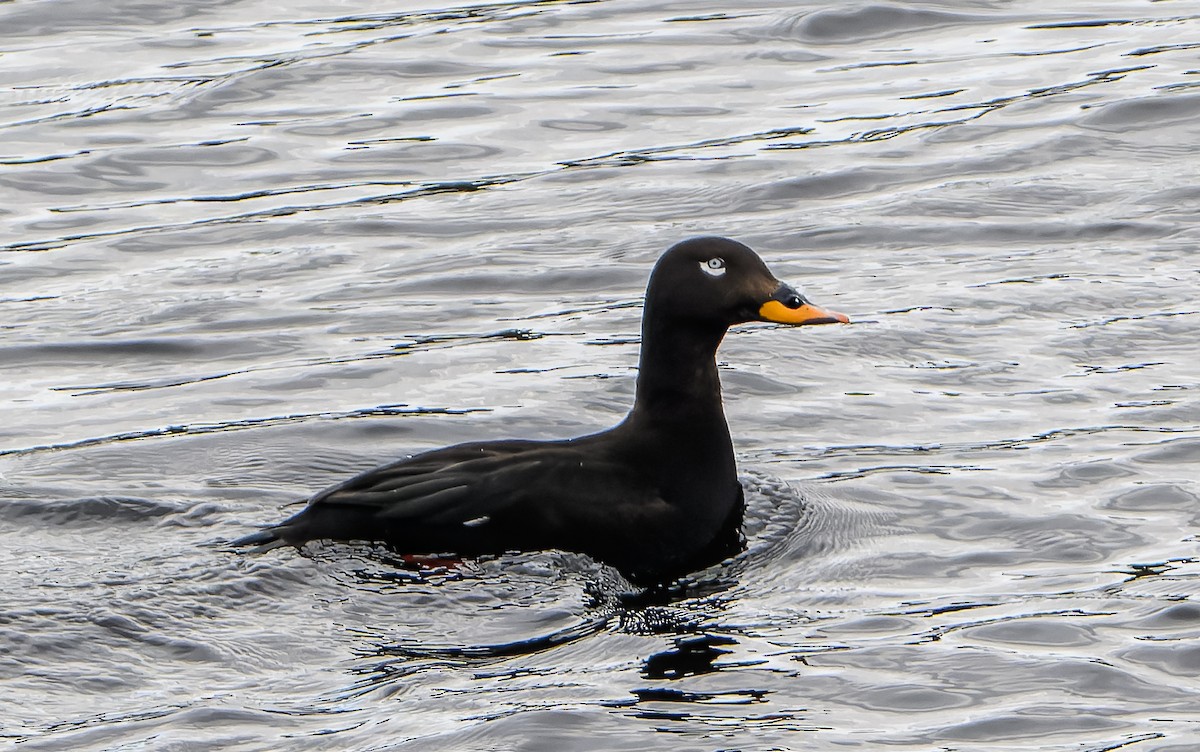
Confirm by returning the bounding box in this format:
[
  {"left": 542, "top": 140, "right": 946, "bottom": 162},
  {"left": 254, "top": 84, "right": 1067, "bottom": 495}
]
[{"left": 3, "top": 0, "right": 1199, "bottom": 749}]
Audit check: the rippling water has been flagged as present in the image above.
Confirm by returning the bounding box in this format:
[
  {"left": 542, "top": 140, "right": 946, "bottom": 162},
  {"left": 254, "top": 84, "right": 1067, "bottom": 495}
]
[{"left": 3, "top": 1, "right": 1199, "bottom": 749}]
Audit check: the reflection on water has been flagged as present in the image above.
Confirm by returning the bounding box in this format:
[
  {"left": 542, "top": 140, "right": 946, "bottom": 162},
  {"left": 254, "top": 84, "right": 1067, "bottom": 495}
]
[
  {"left": 3, "top": 0, "right": 1199, "bottom": 749},
  {"left": 641, "top": 634, "right": 740, "bottom": 680}
]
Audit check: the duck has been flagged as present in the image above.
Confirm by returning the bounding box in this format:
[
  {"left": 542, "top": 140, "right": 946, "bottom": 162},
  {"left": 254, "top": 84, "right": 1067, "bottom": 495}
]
[{"left": 232, "top": 237, "right": 849, "bottom": 585}]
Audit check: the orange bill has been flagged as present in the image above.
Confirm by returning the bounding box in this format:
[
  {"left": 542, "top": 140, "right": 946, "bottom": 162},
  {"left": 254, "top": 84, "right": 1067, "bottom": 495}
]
[{"left": 759, "top": 299, "right": 850, "bottom": 325}]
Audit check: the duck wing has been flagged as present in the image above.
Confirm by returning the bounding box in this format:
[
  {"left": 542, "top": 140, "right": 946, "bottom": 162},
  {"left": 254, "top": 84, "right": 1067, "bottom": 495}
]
[
  {"left": 311, "top": 441, "right": 548, "bottom": 524},
  {"left": 239, "top": 438, "right": 679, "bottom": 565}
]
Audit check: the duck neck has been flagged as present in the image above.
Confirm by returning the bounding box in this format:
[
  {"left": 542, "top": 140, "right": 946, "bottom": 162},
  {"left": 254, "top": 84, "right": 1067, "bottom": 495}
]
[{"left": 630, "top": 310, "right": 729, "bottom": 426}]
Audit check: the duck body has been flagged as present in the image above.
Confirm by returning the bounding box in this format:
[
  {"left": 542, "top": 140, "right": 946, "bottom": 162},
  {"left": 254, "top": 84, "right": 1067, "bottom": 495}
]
[
  {"left": 269, "top": 414, "right": 742, "bottom": 585},
  {"left": 234, "top": 237, "right": 848, "bottom": 585}
]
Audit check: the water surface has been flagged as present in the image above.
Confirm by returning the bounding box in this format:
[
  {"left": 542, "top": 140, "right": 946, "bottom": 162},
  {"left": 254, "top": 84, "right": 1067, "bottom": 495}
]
[{"left": 3, "top": 1, "right": 1199, "bottom": 749}]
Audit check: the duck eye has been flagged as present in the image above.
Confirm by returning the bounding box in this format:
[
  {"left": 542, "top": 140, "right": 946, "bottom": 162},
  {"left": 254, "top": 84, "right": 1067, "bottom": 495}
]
[{"left": 700, "top": 257, "right": 726, "bottom": 277}]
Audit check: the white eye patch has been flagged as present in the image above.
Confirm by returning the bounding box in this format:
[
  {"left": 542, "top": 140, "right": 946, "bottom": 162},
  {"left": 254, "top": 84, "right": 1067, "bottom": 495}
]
[{"left": 700, "top": 257, "right": 726, "bottom": 277}]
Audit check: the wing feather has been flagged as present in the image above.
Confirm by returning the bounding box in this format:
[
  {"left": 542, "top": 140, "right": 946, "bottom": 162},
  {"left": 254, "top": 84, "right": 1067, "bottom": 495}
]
[{"left": 374, "top": 484, "right": 473, "bottom": 519}]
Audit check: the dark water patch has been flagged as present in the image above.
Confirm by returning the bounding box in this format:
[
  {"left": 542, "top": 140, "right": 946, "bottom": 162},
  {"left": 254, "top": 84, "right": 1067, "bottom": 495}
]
[
  {"left": 1116, "top": 641, "right": 1200, "bottom": 691},
  {"left": 747, "top": 48, "right": 829, "bottom": 64},
  {"left": 92, "top": 141, "right": 276, "bottom": 170},
  {"left": 627, "top": 685, "right": 767, "bottom": 713},
  {"left": 0, "top": 336, "right": 278, "bottom": 370},
  {"left": 336, "top": 140, "right": 503, "bottom": 163},
  {"left": 41, "top": 327, "right": 555, "bottom": 396},
  {"left": 620, "top": 105, "right": 730, "bottom": 118},
  {"left": 1120, "top": 602, "right": 1200, "bottom": 631},
  {"left": 935, "top": 708, "right": 1126, "bottom": 742},
  {"left": 962, "top": 618, "right": 1099, "bottom": 648},
  {"left": 310, "top": 57, "right": 497, "bottom": 82},
  {"left": 539, "top": 118, "right": 626, "bottom": 133},
  {"left": 0, "top": 148, "right": 93, "bottom": 165},
  {"left": 1079, "top": 92, "right": 1200, "bottom": 131},
  {"left": 1131, "top": 437, "right": 1200, "bottom": 466},
  {"left": 899, "top": 184, "right": 1101, "bottom": 220},
  {"left": 598, "top": 59, "right": 704, "bottom": 76},
  {"left": 1029, "top": 16, "right": 1200, "bottom": 31},
  {"left": 384, "top": 101, "right": 496, "bottom": 122},
  {"left": 0, "top": 174, "right": 527, "bottom": 253},
  {"left": 1070, "top": 362, "right": 1168, "bottom": 377},
  {"left": 824, "top": 59, "right": 920, "bottom": 72},
  {"left": 0, "top": 495, "right": 187, "bottom": 525},
  {"left": 173, "top": 66, "right": 337, "bottom": 113},
  {"left": 633, "top": 634, "right": 738, "bottom": 682},
  {"left": 347, "top": 616, "right": 616, "bottom": 700},
  {"left": 1035, "top": 458, "right": 1138, "bottom": 488},
  {"left": 768, "top": 6, "right": 992, "bottom": 44},
  {"left": 816, "top": 614, "right": 920, "bottom": 635},
  {"left": 900, "top": 88, "right": 967, "bottom": 100},
  {"left": 1104, "top": 484, "right": 1199, "bottom": 512},
  {"left": 0, "top": 0, "right": 210, "bottom": 36},
  {"left": 0, "top": 166, "right": 165, "bottom": 197},
  {"left": 748, "top": 167, "right": 902, "bottom": 202},
  {"left": 716, "top": 370, "right": 798, "bottom": 397},
  {"left": 0, "top": 404, "right": 484, "bottom": 459},
  {"left": 1128, "top": 40, "right": 1200, "bottom": 57},
  {"left": 357, "top": 612, "right": 609, "bottom": 666},
  {"left": 348, "top": 135, "right": 437, "bottom": 146},
  {"left": 0, "top": 294, "right": 59, "bottom": 305},
  {"left": 664, "top": 12, "right": 754, "bottom": 24}
]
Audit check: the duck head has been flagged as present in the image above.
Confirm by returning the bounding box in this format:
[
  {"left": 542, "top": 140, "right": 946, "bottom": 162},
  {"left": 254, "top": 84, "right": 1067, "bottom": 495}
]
[{"left": 645, "top": 236, "right": 850, "bottom": 328}]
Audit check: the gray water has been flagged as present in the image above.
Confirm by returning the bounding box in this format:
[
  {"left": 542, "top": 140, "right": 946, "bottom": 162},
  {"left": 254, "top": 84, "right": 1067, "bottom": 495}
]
[{"left": 3, "top": 0, "right": 1199, "bottom": 749}]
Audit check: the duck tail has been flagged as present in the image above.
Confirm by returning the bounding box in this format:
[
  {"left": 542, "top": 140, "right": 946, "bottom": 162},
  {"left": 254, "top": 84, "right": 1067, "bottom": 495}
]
[{"left": 228, "top": 527, "right": 288, "bottom": 553}]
